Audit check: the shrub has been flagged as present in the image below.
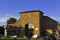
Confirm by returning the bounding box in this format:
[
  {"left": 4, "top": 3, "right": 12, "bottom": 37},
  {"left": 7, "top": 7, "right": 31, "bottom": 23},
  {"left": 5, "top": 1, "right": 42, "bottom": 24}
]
[
  {"left": 0, "top": 38, "right": 38, "bottom": 40},
  {"left": 31, "top": 38, "right": 38, "bottom": 40}
]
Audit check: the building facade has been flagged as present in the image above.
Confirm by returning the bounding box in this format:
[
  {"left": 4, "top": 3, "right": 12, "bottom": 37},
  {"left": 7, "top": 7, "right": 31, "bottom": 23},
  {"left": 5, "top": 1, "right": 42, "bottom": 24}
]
[{"left": 41, "top": 16, "right": 57, "bottom": 36}]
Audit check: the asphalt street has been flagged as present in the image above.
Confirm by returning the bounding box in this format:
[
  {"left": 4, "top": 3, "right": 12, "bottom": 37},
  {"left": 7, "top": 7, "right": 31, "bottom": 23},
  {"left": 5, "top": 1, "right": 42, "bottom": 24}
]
[{"left": 39, "top": 37, "right": 60, "bottom": 40}]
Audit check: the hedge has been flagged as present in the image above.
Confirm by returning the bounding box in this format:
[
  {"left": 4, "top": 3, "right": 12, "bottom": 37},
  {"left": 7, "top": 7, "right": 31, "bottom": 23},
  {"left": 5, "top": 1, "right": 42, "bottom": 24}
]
[
  {"left": 31, "top": 38, "right": 38, "bottom": 40},
  {"left": 1, "top": 38, "right": 14, "bottom": 40},
  {"left": 0, "top": 38, "right": 38, "bottom": 40}
]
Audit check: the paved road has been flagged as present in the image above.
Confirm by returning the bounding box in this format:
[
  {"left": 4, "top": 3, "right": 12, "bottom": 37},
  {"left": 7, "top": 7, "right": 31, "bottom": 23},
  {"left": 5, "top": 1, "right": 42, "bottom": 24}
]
[
  {"left": 57, "top": 38, "right": 60, "bottom": 40},
  {"left": 39, "top": 38, "right": 60, "bottom": 40},
  {"left": 39, "top": 37, "right": 60, "bottom": 40},
  {"left": 56, "top": 37, "right": 60, "bottom": 40}
]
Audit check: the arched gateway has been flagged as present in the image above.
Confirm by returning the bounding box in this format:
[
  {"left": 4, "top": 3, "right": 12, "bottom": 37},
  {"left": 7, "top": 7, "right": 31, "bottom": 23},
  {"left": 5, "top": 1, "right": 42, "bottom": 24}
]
[
  {"left": 8, "top": 10, "right": 57, "bottom": 37},
  {"left": 12, "top": 10, "right": 44, "bottom": 36}
]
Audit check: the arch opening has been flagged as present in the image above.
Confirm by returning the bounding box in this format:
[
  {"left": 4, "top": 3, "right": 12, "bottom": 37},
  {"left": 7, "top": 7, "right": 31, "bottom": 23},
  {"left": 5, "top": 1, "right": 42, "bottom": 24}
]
[{"left": 25, "top": 23, "right": 34, "bottom": 37}]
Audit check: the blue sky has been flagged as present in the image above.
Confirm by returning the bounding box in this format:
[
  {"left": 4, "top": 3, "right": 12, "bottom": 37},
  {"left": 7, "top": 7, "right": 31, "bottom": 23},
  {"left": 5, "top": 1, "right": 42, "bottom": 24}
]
[{"left": 0, "top": 0, "right": 60, "bottom": 26}]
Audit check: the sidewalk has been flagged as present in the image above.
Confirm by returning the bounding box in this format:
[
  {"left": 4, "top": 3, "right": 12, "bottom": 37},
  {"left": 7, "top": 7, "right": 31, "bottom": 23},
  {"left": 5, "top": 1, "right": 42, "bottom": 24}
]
[{"left": 39, "top": 37, "right": 44, "bottom": 40}]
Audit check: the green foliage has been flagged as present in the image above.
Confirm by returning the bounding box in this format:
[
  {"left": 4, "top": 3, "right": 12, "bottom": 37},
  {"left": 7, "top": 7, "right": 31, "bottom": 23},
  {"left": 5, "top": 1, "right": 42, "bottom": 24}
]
[
  {"left": 31, "top": 38, "right": 38, "bottom": 40},
  {"left": 0, "top": 38, "right": 38, "bottom": 40},
  {"left": 17, "top": 38, "right": 28, "bottom": 40},
  {"left": 0, "top": 38, "right": 14, "bottom": 40},
  {"left": 7, "top": 18, "right": 17, "bottom": 24},
  {"left": 0, "top": 38, "right": 28, "bottom": 40}
]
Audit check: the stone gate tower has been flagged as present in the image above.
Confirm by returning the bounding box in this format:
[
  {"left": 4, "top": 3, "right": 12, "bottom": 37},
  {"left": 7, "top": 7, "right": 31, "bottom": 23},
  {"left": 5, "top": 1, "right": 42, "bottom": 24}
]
[{"left": 11, "top": 10, "right": 44, "bottom": 36}]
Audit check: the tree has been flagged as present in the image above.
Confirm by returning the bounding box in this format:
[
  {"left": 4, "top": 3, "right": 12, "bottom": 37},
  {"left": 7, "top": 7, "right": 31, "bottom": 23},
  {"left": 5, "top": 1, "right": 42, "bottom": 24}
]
[{"left": 7, "top": 18, "right": 17, "bottom": 24}]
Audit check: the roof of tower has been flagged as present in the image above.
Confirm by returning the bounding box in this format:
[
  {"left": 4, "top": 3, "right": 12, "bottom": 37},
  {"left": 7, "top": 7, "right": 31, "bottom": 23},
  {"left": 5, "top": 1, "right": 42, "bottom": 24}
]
[{"left": 20, "top": 10, "right": 44, "bottom": 14}]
